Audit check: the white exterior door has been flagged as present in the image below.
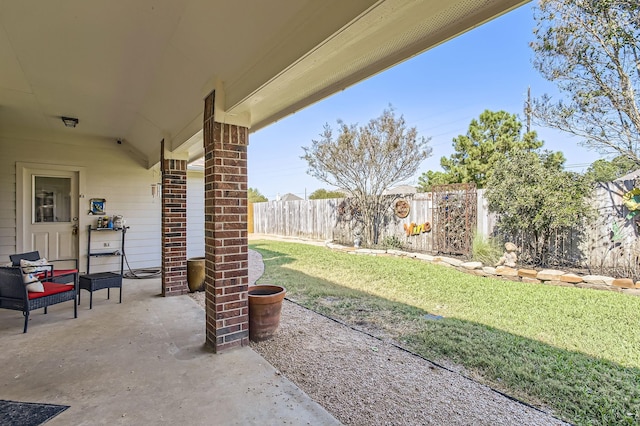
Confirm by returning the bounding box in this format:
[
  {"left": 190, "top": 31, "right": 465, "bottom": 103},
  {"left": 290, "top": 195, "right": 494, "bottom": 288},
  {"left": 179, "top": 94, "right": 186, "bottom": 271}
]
[{"left": 19, "top": 167, "right": 79, "bottom": 261}]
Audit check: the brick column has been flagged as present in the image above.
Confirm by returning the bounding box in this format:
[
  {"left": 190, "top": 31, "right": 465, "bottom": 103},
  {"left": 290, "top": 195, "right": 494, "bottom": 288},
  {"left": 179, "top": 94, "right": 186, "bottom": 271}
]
[
  {"left": 203, "top": 91, "right": 249, "bottom": 352},
  {"left": 161, "top": 158, "right": 189, "bottom": 296}
]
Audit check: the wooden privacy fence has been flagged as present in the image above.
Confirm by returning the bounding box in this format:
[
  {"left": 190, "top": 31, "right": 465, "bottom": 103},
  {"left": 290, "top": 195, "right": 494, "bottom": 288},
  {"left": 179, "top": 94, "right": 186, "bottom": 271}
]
[
  {"left": 251, "top": 177, "right": 640, "bottom": 277},
  {"left": 252, "top": 191, "right": 490, "bottom": 255},
  {"left": 252, "top": 198, "right": 341, "bottom": 241}
]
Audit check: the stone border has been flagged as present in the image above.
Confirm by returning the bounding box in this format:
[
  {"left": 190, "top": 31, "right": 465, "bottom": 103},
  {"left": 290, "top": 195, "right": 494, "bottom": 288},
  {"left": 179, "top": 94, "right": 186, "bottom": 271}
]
[{"left": 324, "top": 243, "right": 640, "bottom": 297}]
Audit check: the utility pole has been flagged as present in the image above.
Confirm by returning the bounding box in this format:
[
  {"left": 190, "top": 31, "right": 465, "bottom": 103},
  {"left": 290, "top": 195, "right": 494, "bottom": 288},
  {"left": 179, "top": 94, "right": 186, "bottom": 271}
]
[{"left": 525, "top": 86, "right": 531, "bottom": 133}]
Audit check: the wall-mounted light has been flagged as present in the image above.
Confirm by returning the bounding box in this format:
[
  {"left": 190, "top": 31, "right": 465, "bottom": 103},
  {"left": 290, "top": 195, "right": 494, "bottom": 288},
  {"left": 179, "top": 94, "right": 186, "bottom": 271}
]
[{"left": 61, "top": 116, "right": 79, "bottom": 128}]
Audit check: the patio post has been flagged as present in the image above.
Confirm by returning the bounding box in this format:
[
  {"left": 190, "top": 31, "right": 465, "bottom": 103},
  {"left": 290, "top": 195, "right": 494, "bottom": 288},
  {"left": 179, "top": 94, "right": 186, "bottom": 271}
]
[
  {"left": 203, "top": 91, "right": 249, "bottom": 353},
  {"left": 161, "top": 155, "right": 189, "bottom": 296}
]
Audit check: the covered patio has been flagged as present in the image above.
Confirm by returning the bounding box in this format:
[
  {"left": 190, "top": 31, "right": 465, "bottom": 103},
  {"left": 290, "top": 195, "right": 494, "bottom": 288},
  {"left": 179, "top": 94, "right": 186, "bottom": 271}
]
[{"left": 1, "top": 0, "right": 527, "bottom": 353}]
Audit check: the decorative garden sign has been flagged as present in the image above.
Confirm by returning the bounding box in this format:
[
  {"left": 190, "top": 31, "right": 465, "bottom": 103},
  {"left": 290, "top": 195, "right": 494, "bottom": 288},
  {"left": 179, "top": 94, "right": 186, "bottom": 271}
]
[
  {"left": 404, "top": 222, "right": 431, "bottom": 236},
  {"left": 395, "top": 199, "right": 410, "bottom": 218}
]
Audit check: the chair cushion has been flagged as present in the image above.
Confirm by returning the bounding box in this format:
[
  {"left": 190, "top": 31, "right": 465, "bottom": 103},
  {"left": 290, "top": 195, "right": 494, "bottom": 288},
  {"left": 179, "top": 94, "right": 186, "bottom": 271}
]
[{"left": 27, "top": 282, "right": 74, "bottom": 300}]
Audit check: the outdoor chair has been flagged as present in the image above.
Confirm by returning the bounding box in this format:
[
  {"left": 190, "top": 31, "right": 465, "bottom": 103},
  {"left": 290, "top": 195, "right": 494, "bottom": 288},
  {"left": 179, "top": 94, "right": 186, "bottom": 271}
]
[
  {"left": 9, "top": 251, "right": 78, "bottom": 286},
  {"left": 0, "top": 266, "right": 77, "bottom": 333}
]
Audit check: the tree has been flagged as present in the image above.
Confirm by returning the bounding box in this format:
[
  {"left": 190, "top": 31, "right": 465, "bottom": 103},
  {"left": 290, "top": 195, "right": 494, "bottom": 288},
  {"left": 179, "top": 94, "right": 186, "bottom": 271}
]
[
  {"left": 302, "top": 107, "right": 431, "bottom": 245},
  {"left": 308, "top": 188, "right": 346, "bottom": 200},
  {"left": 484, "top": 149, "right": 592, "bottom": 265},
  {"left": 417, "top": 170, "right": 454, "bottom": 191},
  {"left": 531, "top": 0, "right": 640, "bottom": 166},
  {"left": 418, "top": 110, "right": 544, "bottom": 190},
  {"left": 585, "top": 155, "right": 638, "bottom": 182},
  {"left": 248, "top": 187, "right": 268, "bottom": 203}
]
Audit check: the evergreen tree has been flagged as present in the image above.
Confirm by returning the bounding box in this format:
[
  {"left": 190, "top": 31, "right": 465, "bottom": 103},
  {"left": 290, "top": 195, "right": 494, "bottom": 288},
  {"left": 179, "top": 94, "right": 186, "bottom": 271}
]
[{"left": 418, "top": 110, "right": 543, "bottom": 190}]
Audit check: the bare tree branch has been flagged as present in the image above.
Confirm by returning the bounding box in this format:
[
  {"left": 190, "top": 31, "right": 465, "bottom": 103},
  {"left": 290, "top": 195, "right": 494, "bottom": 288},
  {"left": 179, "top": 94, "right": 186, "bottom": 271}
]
[
  {"left": 302, "top": 107, "right": 431, "bottom": 245},
  {"left": 531, "top": 0, "right": 640, "bottom": 165}
]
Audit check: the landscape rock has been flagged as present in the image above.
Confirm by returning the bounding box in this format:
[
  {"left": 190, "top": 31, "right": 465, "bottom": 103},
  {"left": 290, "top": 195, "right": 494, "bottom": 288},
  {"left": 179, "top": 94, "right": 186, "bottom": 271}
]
[
  {"left": 545, "top": 280, "right": 575, "bottom": 288},
  {"left": 560, "top": 273, "right": 583, "bottom": 284},
  {"left": 482, "top": 266, "right": 497, "bottom": 275},
  {"left": 495, "top": 266, "right": 518, "bottom": 276},
  {"left": 414, "top": 253, "right": 435, "bottom": 262},
  {"left": 355, "top": 249, "right": 386, "bottom": 255},
  {"left": 517, "top": 269, "right": 537, "bottom": 279},
  {"left": 501, "top": 275, "right": 521, "bottom": 282},
  {"left": 521, "top": 277, "right": 540, "bottom": 284},
  {"left": 437, "top": 256, "right": 464, "bottom": 267},
  {"left": 612, "top": 278, "right": 635, "bottom": 289},
  {"left": 461, "top": 261, "right": 483, "bottom": 270},
  {"left": 575, "top": 282, "right": 609, "bottom": 291},
  {"left": 536, "top": 269, "right": 565, "bottom": 281},
  {"left": 582, "top": 275, "right": 615, "bottom": 286}
]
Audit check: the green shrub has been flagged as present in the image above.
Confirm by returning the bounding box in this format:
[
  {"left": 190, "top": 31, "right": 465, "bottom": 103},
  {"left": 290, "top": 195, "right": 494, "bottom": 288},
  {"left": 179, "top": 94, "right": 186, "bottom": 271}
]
[{"left": 381, "top": 235, "right": 405, "bottom": 250}]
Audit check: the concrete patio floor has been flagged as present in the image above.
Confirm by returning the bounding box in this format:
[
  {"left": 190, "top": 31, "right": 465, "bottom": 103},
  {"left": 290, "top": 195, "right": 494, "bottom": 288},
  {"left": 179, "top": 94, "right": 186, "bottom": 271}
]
[{"left": 0, "top": 278, "right": 339, "bottom": 425}]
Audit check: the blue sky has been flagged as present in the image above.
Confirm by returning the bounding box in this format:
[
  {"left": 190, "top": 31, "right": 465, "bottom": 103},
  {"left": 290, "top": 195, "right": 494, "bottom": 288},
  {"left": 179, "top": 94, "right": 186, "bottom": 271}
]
[{"left": 247, "top": 2, "right": 603, "bottom": 201}]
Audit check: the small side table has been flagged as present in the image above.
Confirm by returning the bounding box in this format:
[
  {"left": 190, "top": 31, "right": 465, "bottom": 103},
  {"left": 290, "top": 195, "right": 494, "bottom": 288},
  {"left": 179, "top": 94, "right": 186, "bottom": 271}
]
[{"left": 78, "top": 272, "right": 123, "bottom": 309}]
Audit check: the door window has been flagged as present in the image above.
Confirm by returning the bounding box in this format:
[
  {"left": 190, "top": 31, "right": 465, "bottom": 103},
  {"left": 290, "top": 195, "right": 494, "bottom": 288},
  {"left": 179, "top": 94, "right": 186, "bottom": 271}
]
[{"left": 33, "top": 176, "right": 72, "bottom": 223}]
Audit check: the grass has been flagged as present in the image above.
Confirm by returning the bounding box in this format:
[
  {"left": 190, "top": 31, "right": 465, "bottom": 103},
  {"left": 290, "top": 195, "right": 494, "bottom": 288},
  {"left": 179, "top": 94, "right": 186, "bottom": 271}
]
[{"left": 251, "top": 240, "right": 640, "bottom": 426}]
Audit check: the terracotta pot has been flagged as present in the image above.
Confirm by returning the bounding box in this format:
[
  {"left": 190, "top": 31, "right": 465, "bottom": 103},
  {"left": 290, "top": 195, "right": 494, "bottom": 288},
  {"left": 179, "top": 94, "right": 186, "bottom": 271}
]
[
  {"left": 248, "top": 285, "right": 286, "bottom": 342},
  {"left": 187, "top": 257, "right": 205, "bottom": 292}
]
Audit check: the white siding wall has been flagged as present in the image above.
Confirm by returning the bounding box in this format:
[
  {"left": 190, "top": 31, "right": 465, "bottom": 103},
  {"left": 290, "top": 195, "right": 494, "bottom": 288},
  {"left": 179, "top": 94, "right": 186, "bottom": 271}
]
[
  {"left": 187, "top": 170, "right": 205, "bottom": 259},
  {"left": 0, "top": 157, "right": 16, "bottom": 259},
  {"left": 0, "top": 134, "right": 162, "bottom": 274}
]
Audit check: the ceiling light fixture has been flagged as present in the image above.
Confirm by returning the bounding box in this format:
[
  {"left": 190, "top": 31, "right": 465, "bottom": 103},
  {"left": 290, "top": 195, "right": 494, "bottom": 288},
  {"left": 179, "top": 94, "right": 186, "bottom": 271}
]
[{"left": 61, "top": 116, "right": 79, "bottom": 128}]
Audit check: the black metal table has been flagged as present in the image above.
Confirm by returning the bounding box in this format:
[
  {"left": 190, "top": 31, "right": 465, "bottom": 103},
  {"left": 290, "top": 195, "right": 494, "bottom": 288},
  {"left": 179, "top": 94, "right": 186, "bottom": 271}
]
[{"left": 78, "top": 272, "right": 122, "bottom": 309}]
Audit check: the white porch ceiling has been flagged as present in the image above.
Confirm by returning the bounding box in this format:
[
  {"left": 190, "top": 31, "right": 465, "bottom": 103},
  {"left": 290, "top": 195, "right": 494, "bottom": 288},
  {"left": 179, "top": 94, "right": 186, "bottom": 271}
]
[{"left": 0, "top": 0, "right": 528, "bottom": 167}]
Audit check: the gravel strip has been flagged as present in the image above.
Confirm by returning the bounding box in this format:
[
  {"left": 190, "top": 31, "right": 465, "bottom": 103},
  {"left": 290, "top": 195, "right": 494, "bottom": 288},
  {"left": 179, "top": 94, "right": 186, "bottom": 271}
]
[{"left": 190, "top": 249, "right": 567, "bottom": 426}]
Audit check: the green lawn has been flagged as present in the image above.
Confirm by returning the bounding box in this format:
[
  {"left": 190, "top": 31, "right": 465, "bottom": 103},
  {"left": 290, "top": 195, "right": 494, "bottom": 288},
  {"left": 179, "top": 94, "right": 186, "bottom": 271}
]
[{"left": 251, "top": 240, "right": 640, "bottom": 426}]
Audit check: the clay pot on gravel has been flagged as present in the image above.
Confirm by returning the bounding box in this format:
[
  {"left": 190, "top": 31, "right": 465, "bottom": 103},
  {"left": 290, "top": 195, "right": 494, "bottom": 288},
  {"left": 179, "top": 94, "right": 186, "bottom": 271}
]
[{"left": 248, "top": 284, "right": 286, "bottom": 342}]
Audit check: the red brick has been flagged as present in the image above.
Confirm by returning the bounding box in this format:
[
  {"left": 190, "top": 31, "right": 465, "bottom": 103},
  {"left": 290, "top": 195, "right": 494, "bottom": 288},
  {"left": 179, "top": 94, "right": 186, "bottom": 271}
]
[
  {"left": 223, "top": 301, "right": 247, "bottom": 311},
  {"left": 216, "top": 293, "right": 241, "bottom": 304},
  {"left": 215, "top": 308, "right": 243, "bottom": 320},
  {"left": 224, "top": 315, "right": 248, "bottom": 327}
]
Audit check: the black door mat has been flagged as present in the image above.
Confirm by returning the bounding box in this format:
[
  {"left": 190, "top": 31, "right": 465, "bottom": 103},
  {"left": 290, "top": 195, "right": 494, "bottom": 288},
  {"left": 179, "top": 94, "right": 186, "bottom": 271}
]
[{"left": 0, "top": 399, "right": 69, "bottom": 426}]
